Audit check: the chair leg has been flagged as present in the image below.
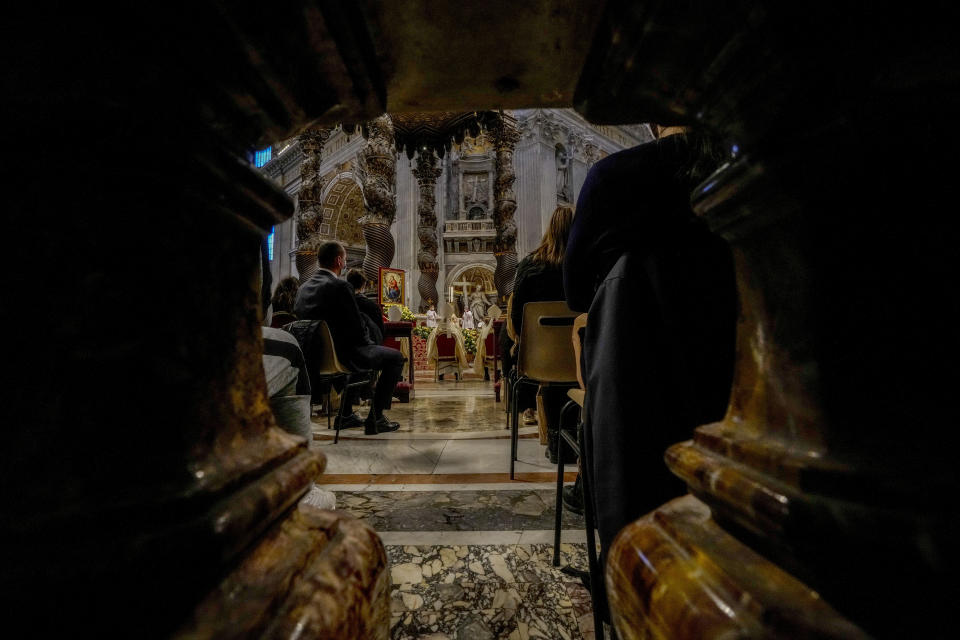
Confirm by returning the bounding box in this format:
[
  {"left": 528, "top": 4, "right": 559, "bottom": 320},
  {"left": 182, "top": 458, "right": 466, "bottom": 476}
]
[
  {"left": 554, "top": 400, "right": 580, "bottom": 566},
  {"left": 553, "top": 402, "right": 570, "bottom": 566},
  {"left": 510, "top": 379, "right": 522, "bottom": 480},
  {"left": 333, "top": 389, "right": 341, "bottom": 445},
  {"left": 326, "top": 388, "right": 332, "bottom": 431},
  {"left": 579, "top": 423, "right": 606, "bottom": 638}
]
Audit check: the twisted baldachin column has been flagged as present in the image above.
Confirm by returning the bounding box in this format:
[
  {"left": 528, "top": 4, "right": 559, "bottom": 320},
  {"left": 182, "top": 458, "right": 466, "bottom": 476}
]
[
  {"left": 413, "top": 150, "right": 442, "bottom": 312},
  {"left": 294, "top": 127, "right": 333, "bottom": 282},
  {"left": 356, "top": 114, "right": 397, "bottom": 286},
  {"left": 491, "top": 115, "right": 520, "bottom": 306}
]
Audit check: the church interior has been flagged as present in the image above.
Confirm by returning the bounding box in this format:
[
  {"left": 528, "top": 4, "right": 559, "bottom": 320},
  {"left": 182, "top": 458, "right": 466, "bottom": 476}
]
[{"left": 7, "top": 2, "right": 957, "bottom": 639}]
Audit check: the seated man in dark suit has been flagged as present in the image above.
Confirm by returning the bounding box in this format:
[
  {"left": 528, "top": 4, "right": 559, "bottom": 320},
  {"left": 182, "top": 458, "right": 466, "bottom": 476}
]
[
  {"left": 295, "top": 241, "right": 403, "bottom": 434},
  {"left": 345, "top": 268, "right": 385, "bottom": 344}
]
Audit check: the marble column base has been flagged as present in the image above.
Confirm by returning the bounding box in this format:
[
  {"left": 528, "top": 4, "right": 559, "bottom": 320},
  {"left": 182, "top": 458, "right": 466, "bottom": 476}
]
[
  {"left": 605, "top": 495, "right": 868, "bottom": 640},
  {"left": 176, "top": 503, "right": 390, "bottom": 639}
]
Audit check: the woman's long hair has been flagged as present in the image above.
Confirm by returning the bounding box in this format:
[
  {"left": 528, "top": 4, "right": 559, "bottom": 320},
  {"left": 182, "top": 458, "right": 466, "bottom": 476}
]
[
  {"left": 271, "top": 277, "right": 300, "bottom": 314},
  {"left": 529, "top": 205, "right": 574, "bottom": 266}
]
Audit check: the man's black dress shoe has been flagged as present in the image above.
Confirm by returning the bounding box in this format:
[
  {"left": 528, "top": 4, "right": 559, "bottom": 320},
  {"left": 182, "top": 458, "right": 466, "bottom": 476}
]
[
  {"left": 364, "top": 415, "right": 400, "bottom": 435},
  {"left": 335, "top": 412, "right": 365, "bottom": 430}
]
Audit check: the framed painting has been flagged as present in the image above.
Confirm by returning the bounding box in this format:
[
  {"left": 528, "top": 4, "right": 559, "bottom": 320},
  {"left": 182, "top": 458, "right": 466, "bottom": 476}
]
[{"left": 378, "top": 267, "right": 405, "bottom": 306}]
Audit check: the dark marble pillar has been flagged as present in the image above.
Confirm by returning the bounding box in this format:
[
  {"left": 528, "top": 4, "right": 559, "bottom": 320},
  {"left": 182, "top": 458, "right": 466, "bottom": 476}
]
[
  {"left": 575, "top": 3, "right": 960, "bottom": 639},
  {"left": 6, "top": 4, "right": 389, "bottom": 635},
  {"left": 413, "top": 150, "right": 442, "bottom": 311}
]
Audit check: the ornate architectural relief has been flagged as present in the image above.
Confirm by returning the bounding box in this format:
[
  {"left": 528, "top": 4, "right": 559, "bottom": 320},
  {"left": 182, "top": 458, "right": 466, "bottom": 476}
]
[
  {"left": 517, "top": 110, "right": 600, "bottom": 164},
  {"left": 323, "top": 176, "right": 366, "bottom": 247},
  {"left": 463, "top": 172, "right": 490, "bottom": 217},
  {"left": 413, "top": 150, "right": 442, "bottom": 311},
  {"left": 356, "top": 114, "right": 397, "bottom": 284},
  {"left": 490, "top": 114, "right": 520, "bottom": 305},
  {"left": 293, "top": 127, "right": 333, "bottom": 281}
]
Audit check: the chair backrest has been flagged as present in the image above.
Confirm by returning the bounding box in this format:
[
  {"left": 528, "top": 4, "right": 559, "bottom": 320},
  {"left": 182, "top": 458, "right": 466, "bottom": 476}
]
[
  {"left": 517, "top": 301, "right": 579, "bottom": 383},
  {"left": 436, "top": 332, "right": 458, "bottom": 357},
  {"left": 314, "top": 320, "right": 351, "bottom": 375},
  {"left": 487, "top": 304, "right": 502, "bottom": 320},
  {"left": 439, "top": 301, "right": 455, "bottom": 320},
  {"left": 572, "top": 313, "right": 588, "bottom": 389},
  {"left": 387, "top": 305, "right": 402, "bottom": 322},
  {"left": 484, "top": 330, "right": 497, "bottom": 360},
  {"left": 505, "top": 292, "right": 518, "bottom": 341},
  {"left": 270, "top": 310, "right": 296, "bottom": 328}
]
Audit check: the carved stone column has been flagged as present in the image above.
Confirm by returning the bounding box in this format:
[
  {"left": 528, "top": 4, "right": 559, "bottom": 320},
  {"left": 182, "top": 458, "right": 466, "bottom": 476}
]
[
  {"left": 490, "top": 114, "right": 520, "bottom": 306},
  {"left": 357, "top": 114, "right": 397, "bottom": 286},
  {"left": 293, "top": 127, "right": 334, "bottom": 282},
  {"left": 413, "top": 150, "right": 442, "bottom": 311}
]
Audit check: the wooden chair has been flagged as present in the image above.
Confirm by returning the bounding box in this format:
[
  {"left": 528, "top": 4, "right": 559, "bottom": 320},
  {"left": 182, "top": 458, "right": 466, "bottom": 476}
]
[
  {"left": 311, "top": 320, "right": 372, "bottom": 444},
  {"left": 509, "top": 301, "right": 579, "bottom": 479}
]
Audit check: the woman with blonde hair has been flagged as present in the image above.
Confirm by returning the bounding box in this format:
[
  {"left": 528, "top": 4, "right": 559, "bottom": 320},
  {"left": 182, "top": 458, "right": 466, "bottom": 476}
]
[{"left": 501, "top": 205, "right": 575, "bottom": 462}]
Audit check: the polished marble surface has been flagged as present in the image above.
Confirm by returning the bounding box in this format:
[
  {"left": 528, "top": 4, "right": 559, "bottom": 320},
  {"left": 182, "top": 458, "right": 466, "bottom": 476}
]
[
  {"left": 316, "top": 437, "right": 576, "bottom": 475},
  {"left": 335, "top": 489, "right": 585, "bottom": 532},
  {"left": 313, "top": 379, "right": 519, "bottom": 436},
  {"left": 320, "top": 482, "right": 570, "bottom": 492}
]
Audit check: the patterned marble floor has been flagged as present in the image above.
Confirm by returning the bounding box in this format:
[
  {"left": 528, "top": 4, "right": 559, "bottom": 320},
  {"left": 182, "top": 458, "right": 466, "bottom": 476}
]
[{"left": 309, "top": 379, "right": 607, "bottom": 639}]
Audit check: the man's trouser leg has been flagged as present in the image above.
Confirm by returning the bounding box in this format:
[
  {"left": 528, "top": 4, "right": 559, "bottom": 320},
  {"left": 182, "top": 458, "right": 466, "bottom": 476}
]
[{"left": 354, "top": 344, "right": 405, "bottom": 416}]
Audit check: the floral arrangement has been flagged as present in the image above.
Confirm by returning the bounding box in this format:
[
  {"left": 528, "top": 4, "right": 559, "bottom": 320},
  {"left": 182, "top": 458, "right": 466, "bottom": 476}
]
[
  {"left": 412, "top": 325, "right": 432, "bottom": 340},
  {"left": 383, "top": 303, "right": 416, "bottom": 321},
  {"left": 462, "top": 329, "right": 479, "bottom": 355}
]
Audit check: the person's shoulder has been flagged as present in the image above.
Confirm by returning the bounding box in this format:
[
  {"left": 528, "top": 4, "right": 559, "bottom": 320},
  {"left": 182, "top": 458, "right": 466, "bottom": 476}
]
[
  {"left": 516, "top": 256, "right": 536, "bottom": 275},
  {"left": 583, "top": 140, "right": 663, "bottom": 187}
]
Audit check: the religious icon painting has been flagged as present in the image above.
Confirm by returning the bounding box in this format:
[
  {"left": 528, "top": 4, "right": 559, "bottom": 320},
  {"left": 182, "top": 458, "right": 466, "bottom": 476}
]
[{"left": 378, "top": 267, "right": 405, "bottom": 306}]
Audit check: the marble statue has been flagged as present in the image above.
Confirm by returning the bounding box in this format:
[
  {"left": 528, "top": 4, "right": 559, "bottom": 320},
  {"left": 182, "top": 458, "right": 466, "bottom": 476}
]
[{"left": 468, "top": 284, "right": 491, "bottom": 325}]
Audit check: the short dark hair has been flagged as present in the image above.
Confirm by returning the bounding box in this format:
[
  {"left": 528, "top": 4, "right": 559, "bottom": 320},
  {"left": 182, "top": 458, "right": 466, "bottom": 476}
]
[
  {"left": 316, "top": 241, "right": 345, "bottom": 269},
  {"left": 345, "top": 268, "right": 366, "bottom": 290}
]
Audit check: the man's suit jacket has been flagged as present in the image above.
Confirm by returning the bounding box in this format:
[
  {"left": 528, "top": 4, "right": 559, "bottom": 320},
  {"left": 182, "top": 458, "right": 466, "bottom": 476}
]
[
  {"left": 294, "top": 269, "right": 371, "bottom": 367},
  {"left": 355, "top": 294, "right": 385, "bottom": 344}
]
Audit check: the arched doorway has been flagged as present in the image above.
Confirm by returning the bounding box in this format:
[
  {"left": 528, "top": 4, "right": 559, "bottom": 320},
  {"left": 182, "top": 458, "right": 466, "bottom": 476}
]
[
  {"left": 320, "top": 173, "right": 367, "bottom": 265},
  {"left": 447, "top": 263, "right": 496, "bottom": 315}
]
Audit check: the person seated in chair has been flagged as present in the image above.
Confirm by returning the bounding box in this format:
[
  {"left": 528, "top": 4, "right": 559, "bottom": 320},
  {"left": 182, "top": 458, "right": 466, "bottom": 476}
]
[
  {"left": 295, "top": 241, "right": 404, "bottom": 434},
  {"left": 563, "top": 125, "right": 737, "bottom": 552},
  {"left": 426, "top": 304, "right": 469, "bottom": 380},
  {"left": 269, "top": 276, "right": 300, "bottom": 328},
  {"left": 345, "top": 268, "right": 384, "bottom": 344},
  {"left": 509, "top": 205, "right": 576, "bottom": 458}
]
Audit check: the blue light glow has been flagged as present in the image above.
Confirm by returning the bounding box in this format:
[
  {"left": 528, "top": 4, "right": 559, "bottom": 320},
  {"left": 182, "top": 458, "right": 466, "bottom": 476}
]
[{"left": 254, "top": 146, "right": 273, "bottom": 167}]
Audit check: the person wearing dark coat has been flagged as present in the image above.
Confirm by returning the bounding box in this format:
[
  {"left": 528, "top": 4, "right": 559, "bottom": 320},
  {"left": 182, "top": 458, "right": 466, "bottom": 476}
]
[
  {"left": 563, "top": 128, "right": 738, "bottom": 554},
  {"left": 295, "top": 241, "right": 403, "bottom": 434},
  {"left": 346, "top": 268, "right": 385, "bottom": 344}
]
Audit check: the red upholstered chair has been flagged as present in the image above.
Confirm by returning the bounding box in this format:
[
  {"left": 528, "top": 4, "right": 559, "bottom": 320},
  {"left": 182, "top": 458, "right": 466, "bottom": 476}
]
[{"left": 434, "top": 333, "right": 462, "bottom": 382}]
